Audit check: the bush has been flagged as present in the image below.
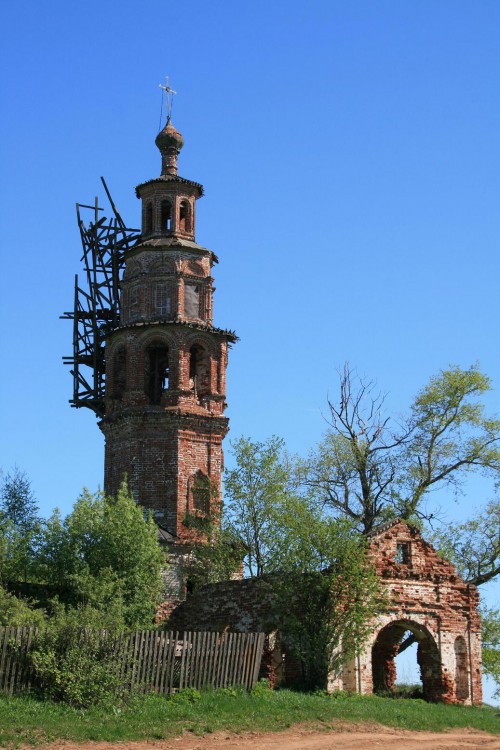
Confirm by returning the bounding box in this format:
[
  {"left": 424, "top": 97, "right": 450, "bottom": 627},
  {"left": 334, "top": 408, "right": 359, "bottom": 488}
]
[
  {"left": 27, "top": 605, "right": 130, "bottom": 709},
  {"left": 0, "top": 585, "right": 45, "bottom": 628}
]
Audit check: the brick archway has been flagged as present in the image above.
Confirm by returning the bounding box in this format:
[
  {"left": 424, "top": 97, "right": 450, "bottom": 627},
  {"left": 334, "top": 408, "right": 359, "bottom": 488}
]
[{"left": 372, "top": 619, "right": 444, "bottom": 701}]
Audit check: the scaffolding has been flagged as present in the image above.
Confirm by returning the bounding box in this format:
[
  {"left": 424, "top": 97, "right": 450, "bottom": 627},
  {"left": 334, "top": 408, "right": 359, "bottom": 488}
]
[{"left": 61, "top": 178, "right": 140, "bottom": 417}]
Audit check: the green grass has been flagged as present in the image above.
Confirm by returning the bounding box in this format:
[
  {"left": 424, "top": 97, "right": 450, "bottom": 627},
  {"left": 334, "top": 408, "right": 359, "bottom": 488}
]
[{"left": 0, "top": 688, "right": 498, "bottom": 747}]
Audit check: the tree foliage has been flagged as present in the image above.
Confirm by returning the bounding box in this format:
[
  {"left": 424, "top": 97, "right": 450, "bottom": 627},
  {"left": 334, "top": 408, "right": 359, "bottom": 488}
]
[
  {"left": 0, "top": 480, "right": 166, "bottom": 629},
  {"left": 481, "top": 606, "right": 500, "bottom": 699},
  {"left": 27, "top": 603, "right": 130, "bottom": 708},
  {"left": 0, "top": 467, "right": 39, "bottom": 533},
  {"left": 224, "top": 436, "right": 297, "bottom": 577},
  {"left": 182, "top": 493, "right": 245, "bottom": 592},
  {"left": 34, "top": 483, "right": 165, "bottom": 628},
  {"left": 0, "top": 467, "right": 42, "bottom": 583},
  {"left": 303, "top": 364, "right": 500, "bottom": 541},
  {"left": 266, "top": 515, "right": 383, "bottom": 690},
  {"left": 0, "top": 585, "right": 45, "bottom": 628},
  {"left": 429, "top": 498, "right": 500, "bottom": 586},
  {"left": 224, "top": 437, "right": 382, "bottom": 689},
  {"left": 183, "top": 523, "right": 244, "bottom": 593}
]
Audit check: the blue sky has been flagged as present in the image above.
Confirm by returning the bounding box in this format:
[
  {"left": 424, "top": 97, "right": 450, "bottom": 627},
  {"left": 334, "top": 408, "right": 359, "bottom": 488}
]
[{"left": 1, "top": 0, "right": 499, "bottom": 700}]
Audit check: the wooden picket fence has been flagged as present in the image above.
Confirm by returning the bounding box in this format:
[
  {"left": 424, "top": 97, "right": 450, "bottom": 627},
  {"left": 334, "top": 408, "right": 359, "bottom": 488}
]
[{"left": 0, "top": 626, "right": 265, "bottom": 696}]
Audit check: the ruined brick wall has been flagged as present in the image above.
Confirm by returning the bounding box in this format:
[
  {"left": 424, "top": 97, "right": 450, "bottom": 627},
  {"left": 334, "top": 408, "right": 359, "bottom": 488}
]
[
  {"left": 167, "top": 577, "right": 302, "bottom": 686},
  {"left": 166, "top": 520, "right": 483, "bottom": 703},
  {"left": 338, "top": 520, "right": 482, "bottom": 705},
  {"left": 168, "top": 578, "right": 276, "bottom": 633}
]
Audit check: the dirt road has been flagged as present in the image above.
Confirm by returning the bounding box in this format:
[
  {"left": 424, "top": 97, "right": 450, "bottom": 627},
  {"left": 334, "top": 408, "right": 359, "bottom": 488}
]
[{"left": 45, "top": 724, "right": 500, "bottom": 750}]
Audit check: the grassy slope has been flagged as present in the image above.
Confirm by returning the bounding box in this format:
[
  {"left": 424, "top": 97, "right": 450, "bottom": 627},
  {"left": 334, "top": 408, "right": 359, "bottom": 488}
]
[{"left": 0, "top": 689, "right": 498, "bottom": 747}]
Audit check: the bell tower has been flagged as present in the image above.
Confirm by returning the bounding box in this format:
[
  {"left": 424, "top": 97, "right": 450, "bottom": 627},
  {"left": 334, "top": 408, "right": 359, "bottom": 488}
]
[{"left": 99, "top": 114, "right": 237, "bottom": 543}]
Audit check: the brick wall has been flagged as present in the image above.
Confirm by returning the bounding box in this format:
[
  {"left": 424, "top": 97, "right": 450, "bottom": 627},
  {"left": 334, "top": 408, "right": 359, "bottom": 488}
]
[{"left": 165, "top": 520, "right": 483, "bottom": 703}]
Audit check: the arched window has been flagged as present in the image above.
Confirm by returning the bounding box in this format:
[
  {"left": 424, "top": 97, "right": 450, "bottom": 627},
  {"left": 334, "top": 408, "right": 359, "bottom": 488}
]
[
  {"left": 191, "top": 470, "right": 211, "bottom": 515},
  {"left": 154, "top": 282, "right": 172, "bottom": 318},
  {"left": 145, "top": 202, "right": 153, "bottom": 235},
  {"left": 454, "top": 636, "right": 469, "bottom": 700},
  {"left": 189, "top": 344, "right": 210, "bottom": 397},
  {"left": 184, "top": 284, "right": 200, "bottom": 318},
  {"left": 128, "top": 284, "right": 141, "bottom": 321},
  {"left": 179, "top": 200, "right": 191, "bottom": 233},
  {"left": 145, "top": 345, "right": 169, "bottom": 404},
  {"left": 160, "top": 200, "right": 172, "bottom": 232},
  {"left": 112, "top": 347, "right": 126, "bottom": 400}
]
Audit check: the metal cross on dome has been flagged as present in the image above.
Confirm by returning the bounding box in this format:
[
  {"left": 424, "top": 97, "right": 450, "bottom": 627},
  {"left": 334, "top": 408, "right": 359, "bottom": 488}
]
[{"left": 159, "top": 76, "right": 177, "bottom": 122}]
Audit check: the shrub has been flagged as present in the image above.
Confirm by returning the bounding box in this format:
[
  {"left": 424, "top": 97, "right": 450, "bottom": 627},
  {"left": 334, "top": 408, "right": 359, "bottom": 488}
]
[
  {"left": 27, "top": 605, "right": 130, "bottom": 709},
  {"left": 0, "top": 585, "right": 45, "bottom": 628}
]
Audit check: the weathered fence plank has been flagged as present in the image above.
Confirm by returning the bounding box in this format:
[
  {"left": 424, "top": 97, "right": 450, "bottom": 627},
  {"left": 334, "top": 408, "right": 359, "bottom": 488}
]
[{"left": 0, "top": 627, "right": 265, "bottom": 696}]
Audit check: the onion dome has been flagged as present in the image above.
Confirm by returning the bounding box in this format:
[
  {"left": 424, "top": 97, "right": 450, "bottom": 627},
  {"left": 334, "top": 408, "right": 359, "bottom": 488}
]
[{"left": 155, "top": 118, "right": 185, "bottom": 176}]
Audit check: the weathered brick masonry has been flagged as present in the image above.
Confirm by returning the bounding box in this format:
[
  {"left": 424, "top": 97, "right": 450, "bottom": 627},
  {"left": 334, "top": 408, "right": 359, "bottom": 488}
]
[
  {"left": 359, "top": 519, "right": 482, "bottom": 704},
  {"left": 167, "top": 576, "right": 301, "bottom": 687},
  {"left": 167, "top": 520, "right": 482, "bottom": 704},
  {"left": 100, "top": 119, "right": 236, "bottom": 563}
]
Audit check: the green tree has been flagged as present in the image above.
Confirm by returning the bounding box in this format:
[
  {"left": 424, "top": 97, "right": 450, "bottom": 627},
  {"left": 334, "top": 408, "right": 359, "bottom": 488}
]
[
  {"left": 225, "top": 439, "right": 381, "bottom": 690},
  {"left": 264, "top": 506, "right": 382, "bottom": 690},
  {"left": 182, "top": 503, "right": 245, "bottom": 592},
  {"left": 224, "top": 436, "right": 297, "bottom": 576},
  {"left": 27, "top": 601, "right": 130, "bottom": 708},
  {"left": 0, "top": 467, "right": 39, "bottom": 533},
  {"left": 429, "top": 498, "right": 500, "bottom": 587},
  {"left": 428, "top": 500, "right": 500, "bottom": 696},
  {"left": 481, "top": 606, "right": 500, "bottom": 700},
  {"left": 36, "top": 483, "right": 165, "bottom": 628},
  {"left": 303, "top": 364, "right": 500, "bottom": 537},
  {"left": 0, "top": 468, "right": 41, "bottom": 583}
]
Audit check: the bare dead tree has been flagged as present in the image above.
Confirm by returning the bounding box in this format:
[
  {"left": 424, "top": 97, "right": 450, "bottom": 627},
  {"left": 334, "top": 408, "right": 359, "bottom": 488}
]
[
  {"left": 301, "top": 364, "right": 411, "bottom": 534},
  {"left": 302, "top": 363, "right": 500, "bottom": 536}
]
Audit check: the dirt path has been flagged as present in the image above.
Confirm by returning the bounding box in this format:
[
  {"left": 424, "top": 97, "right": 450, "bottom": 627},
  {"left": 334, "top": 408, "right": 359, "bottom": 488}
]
[{"left": 44, "top": 724, "right": 500, "bottom": 750}]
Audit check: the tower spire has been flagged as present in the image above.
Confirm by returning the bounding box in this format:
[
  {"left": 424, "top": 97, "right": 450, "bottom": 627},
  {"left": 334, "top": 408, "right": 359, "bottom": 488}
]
[
  {"left": 159, "top": 76, "right": 177, "bottom": 123},
  {"left": 156, "top": 77, "right": 184, "bottom": 176}
]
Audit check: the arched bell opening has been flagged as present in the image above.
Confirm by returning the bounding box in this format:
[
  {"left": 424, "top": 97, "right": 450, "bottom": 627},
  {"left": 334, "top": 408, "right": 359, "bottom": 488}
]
[
  {"left": 372, "top": 619, "right": 443, "bottom": 701},
  {"left": 179, "top": 199, "right": 191, "bottom": 233},
  {"left": 189, "top": 344, "right": 211, "bottom": 398},
  {"left": 145, "top": 344, "right": 169, "bottom": 405},
  {"left": 160, "top": 199, "right": 172, "bottom": 233}
]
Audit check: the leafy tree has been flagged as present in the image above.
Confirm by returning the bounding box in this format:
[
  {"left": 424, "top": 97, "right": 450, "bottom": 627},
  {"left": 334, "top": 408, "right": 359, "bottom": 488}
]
[
  {"left": 35, "top": 483, "right": 165, "bottom": 628},
  {"left": 182, "top": 502, "right": 245, "bottom": 592},
  {"left": 224, "top": 436, "right": 297, "bottom": 576},
  {"left": 264, "top": 509, "right": 382, "bottom": 690},
  {"left": 303, "top": 364, "right": 500, "bottom": 536},
  {"left": 481, "top": 606, "right": 500, "bottom": 699},
  {"left": 27, "top": 601, "right": 131, "bottom": 708},
  {"left": 399, "top": 367, "right": 500, "bottom": 520},
  {"left": 429, "top": 498, "right": 500, "bottom": 587},
  {"left": 0, "top": 468, "right": 41, "bottom": 583},
  {"left": 0, "top": 467, "right": 39, "bottom": 533},
  {"left": 225, "top": 439, "right": 382, "bottom": 689}
]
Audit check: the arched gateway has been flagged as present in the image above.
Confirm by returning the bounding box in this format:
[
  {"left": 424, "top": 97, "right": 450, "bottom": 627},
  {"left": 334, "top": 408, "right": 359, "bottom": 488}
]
[
  {"left": 372, "top": 619, "right": 442, "bottom": 700},
  {"left": 329, "top": 519, "right": 482, "bottom": 704}
]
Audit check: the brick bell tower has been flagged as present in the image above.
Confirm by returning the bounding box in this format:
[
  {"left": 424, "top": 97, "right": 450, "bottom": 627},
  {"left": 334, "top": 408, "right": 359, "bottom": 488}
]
[{"left": 100, "top": 114, "right": 237, "bottom": 546}]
